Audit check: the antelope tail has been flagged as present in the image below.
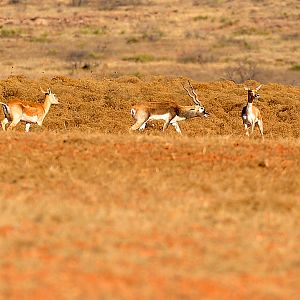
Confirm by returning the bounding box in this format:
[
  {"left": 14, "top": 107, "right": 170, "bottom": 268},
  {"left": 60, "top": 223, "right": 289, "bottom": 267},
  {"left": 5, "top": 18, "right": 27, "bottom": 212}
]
[
  {"left": 131, "top": 108, "right": 136, "bottom": 117},
  {"left": 0, "top": 102, "right": 10, "bottom": 119}
]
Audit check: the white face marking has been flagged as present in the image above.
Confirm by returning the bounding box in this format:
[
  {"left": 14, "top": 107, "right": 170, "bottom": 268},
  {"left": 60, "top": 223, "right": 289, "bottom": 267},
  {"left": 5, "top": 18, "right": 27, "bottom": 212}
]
[
  {"left": 48, "top": 92, "right": 59, "bottom": 104},
  {"left": 198, "top": 106, "right": 205, "bottom": 113}
]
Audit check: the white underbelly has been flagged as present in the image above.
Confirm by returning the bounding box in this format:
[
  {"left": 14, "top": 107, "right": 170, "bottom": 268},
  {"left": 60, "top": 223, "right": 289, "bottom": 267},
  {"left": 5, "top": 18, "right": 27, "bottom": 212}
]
[
  {"left": 21, "top": 114, "right": 38, "bottom": 123},
  {"left": 148, "top": 113, "right": 171, "bottom": 121}
]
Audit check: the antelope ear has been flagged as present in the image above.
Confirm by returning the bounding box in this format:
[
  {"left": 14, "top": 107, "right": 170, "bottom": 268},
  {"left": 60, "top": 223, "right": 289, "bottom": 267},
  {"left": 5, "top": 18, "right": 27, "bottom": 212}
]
[
  {"left": 47, "top": 88, "right": 52, "bottom": 94},
  {"left": 256, "top": 84, "right": 262, "bottom": 91}
]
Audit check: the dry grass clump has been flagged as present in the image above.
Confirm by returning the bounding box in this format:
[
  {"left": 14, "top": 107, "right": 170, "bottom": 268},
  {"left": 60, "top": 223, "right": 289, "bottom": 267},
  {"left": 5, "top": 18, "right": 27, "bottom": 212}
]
[{"left": 0, "top": 75, "right": 299, "bottom": 138}]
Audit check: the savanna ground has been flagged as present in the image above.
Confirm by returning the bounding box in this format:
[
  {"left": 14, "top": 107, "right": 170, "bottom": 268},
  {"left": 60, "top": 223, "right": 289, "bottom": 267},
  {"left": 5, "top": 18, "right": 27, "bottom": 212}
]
[
  {"left": 0, "top": 1, "right": 300, "bottom": 300},
  {"left": 0, "top": 0, "right": 300, "bottom": 84}
]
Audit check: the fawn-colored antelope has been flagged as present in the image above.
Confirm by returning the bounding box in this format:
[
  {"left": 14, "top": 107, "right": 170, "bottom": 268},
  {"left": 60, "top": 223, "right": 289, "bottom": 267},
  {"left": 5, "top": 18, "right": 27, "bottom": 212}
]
[
  {"left": 130, "top": 81, "right": 209, "bottom": 134},
  {"left": 1, "top": 87, "right": 59, "bottom": 132},
  {"left": 242, "top": 84, "right": 264, "bottom": 138}
]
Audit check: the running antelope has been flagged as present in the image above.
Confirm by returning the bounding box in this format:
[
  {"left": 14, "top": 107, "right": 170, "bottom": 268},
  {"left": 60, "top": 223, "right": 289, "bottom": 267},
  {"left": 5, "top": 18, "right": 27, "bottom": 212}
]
[
  {"left": 130, "top": 81, "right": 209, "bottom": 134},
  {"left": 1, "top": 87, "right": 59, "bottom": 132},
  {"left": 241, "top": 84, "right": 264, "bottom": 138}
]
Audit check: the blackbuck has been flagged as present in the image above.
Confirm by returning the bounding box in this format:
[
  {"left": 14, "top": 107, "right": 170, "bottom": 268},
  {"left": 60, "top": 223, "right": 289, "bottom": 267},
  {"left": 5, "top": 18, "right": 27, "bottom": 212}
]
[
  {"left": 1, "top": 87, "right": 59, "bottom": 132},
  {"left": 242, "top": 84, "right": 264, "bottom": 139},
  {"left": 130, "top": 81, "right": 209, "bottom": 134}
]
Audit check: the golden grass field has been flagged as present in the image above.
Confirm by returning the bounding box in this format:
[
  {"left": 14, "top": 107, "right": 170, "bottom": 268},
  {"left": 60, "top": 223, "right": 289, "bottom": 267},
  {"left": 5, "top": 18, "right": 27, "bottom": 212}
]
[{"left": 0, "top": 0, "right": 300, "bottom": 299}]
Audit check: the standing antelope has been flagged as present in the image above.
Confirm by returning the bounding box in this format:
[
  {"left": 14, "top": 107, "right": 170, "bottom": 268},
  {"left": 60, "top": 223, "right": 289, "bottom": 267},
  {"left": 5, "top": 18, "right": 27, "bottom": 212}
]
[
  {"left": 130, "top": 81, "right": 209, "bottom": 134},
  {"left": 1, "top": 87, "right": 59, "bottom": 132},
  {"left": 242, "top": 84, "right": 264, "bottom": 138}
]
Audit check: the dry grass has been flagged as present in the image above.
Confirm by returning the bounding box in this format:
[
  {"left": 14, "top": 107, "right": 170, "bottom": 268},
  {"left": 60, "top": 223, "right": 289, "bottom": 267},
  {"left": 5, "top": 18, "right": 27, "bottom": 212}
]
[
  {"left": 1, "top": 75, "right": 300, "bottom": 137},
  {"left": 0, "top": 132, "right": 300, "bottom": 299},
  {"left": 0, "top": 75, "right": 300, "bottom": 299},
  {"left": 1, "top": 0, "right": 300, "bottom": 298}
]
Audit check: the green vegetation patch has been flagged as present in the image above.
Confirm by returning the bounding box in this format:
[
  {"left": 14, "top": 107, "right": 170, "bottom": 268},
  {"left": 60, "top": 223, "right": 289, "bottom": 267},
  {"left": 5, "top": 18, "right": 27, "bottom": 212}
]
[
  {"left": 220, "top": 17, "right": 239, "bottom": 27},
  {"left": 234, "top": 27, "right": 269, "bottom": 36},
  {"left": 193, "top": 15, "right": 209, "bottom": 21},
  {"left": 0, "top": 27, "right": 23, "bottom": 38},
  {"left": 89, "top": 52, "right": 103, "bottom": 59},
  {"left": 290, "top": 64, "right": 300, "bottom": 71},
  {"left": 30, "top": 33, "right": 51, "bottom": 43},
  {"left": 126, "top": 36, "right": 140, "bottom": 44},
  {"left": 122, "top": 54, "right": 156, "bottom": 63},
  {"left": 79, "top": 26, "right": 107, "bottom": 36}
]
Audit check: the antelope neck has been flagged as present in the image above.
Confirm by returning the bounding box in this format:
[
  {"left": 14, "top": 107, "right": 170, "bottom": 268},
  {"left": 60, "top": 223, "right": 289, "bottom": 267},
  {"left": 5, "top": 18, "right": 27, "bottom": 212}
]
[
  {"left": 179, "top": 106, "right": 198, "bottom": 118},
  {"left": 246, "top": 102, "right": 253, "bottom": 113},
  {"left": 43, "top": 96, "right": 52, "bottom": 114},
  {"left": 247, "top": 91, "right": 254, "bottom": 103}
]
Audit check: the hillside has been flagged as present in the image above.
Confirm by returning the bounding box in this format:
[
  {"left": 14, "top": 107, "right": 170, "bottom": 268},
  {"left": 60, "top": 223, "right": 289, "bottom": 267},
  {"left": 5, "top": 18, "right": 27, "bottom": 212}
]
[
  {"left": 0, "top": 0, "right": 299, "bottom": 84},
  {"left": 0, "top": 75, "right": 299, "bottom": 137}
]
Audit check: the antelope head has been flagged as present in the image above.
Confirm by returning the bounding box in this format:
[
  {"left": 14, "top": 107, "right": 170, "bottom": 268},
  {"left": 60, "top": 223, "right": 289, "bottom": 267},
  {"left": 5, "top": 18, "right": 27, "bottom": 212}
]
[
  {"left": 40, "top": 87, "right": 59, "bottom": 104},
  {"left": 244, "top": 84, "right": 262, "bottom": 103},
  {"left": 182, "top": 81, "right": 209, "bottom": 117}
]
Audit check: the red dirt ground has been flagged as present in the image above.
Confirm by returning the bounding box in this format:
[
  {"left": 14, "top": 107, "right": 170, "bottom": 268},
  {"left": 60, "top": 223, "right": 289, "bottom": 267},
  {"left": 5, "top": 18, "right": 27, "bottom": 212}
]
[{"left": 0, "top": 132, "right": 300, "bottom": 299}]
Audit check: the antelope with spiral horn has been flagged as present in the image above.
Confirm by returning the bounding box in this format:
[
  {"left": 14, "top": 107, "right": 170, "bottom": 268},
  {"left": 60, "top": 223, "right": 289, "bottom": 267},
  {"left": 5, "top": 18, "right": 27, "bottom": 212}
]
[
  {"left": 130, "top": 81, "right": 209, "bottom": 134},
  {"left": 241, "top": 84, "right": 264, "bottom": 138},
  {"left": 1, "top": 87, "right": 59, "bottom": 132}
]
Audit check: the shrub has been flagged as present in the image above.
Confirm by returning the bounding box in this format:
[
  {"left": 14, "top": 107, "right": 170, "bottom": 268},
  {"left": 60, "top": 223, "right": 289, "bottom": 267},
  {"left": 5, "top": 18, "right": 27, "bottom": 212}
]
[
  {"left": 223, "top": 60, "right": 260, "bottom": 83},
  {"left": 184, "top": 29, "right": 206, "bottom": 39},
  {"left": 135, "top": 22, "right": 164, "bottom": 42},
  {"left": 234, "top": 27, "right": 269, "bottom": 36},
  {"left": 70, "top": 0, "right": 88, "bottom": 6},
  {"left": 30, "top": 33, "right": 51, "bottom": 43},
  {"left": 97, "top": 0, "right": 151, "bottom": 10},
  {"left": 141, "top": 28, "right": 164, "bottom": 42},
  {"left": 291, "top": 64, "right": 300, "bottom": 71},
  {"left": 79, "top": 26, "right": 107, "bottom": 35},
  {"left": 193, "top": 15, "right": 209, "bottom": 21},
  {"left": 126, "top": 37, "right": 140, "bottom": 44},
  {"left": 178, "top": 50, "right": 216, "bottom": 64},
  {"left": 67, "top": 50, "right": 89, "bottom": 61},
  {"left": 220, "top": 17, "right": 239, "bottom": 27},
  {"left": 193, "top": 0, "right": 225, "bottom": 7},
  {"left": 122, "top": 54, "right": 156, "bottom": 63},
  {"left": 0, "top": 28, "right": 22, "bottom": 38}
]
